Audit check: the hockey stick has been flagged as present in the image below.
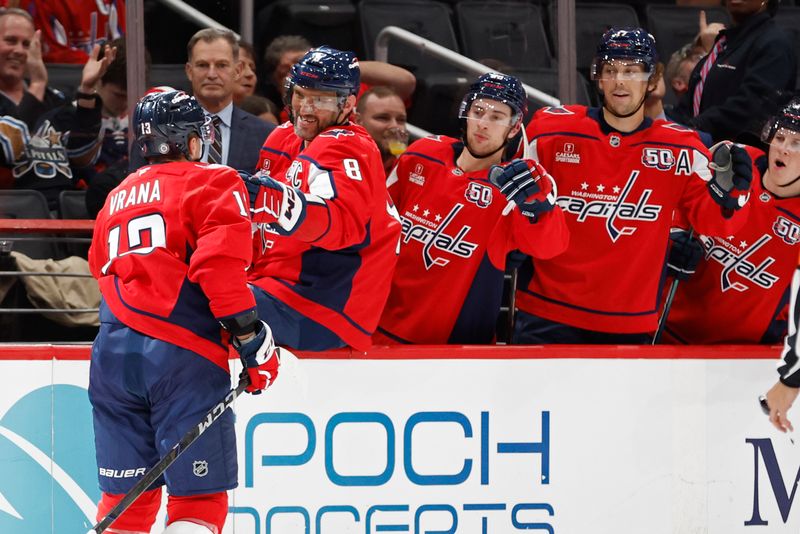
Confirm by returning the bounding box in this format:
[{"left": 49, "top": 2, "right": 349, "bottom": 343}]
[
  {"left": 86, "top": 372, "right": 251, "bottom": 534},
  {"left": 652, "top": 229, "right": 694, "bottom": 345}
]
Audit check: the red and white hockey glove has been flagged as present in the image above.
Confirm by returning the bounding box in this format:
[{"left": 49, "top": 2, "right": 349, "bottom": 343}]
[
  {"left": 707, "top": 141, "right": 752, "bottom": 212},
  {"left": 489, "top": 158, "right": 557, "bottom": 222},
  {"left": 232, "top": 320, "right": 280, "bottom": 394},
  {"left": 241, "top": 171, "right": 307, "bottom": 234}
]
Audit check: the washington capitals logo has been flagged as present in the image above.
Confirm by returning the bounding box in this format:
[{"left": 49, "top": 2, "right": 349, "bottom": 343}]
[
  {"left": 558, "top": 171, "right": 662, "bottom": 242},
  {"left": 320, "top": 129, "right": 355, "bottom": 139},
  {"left": 701, "top": 234, "right": 779, "bottom": 292},
  {"left": 400, "top": 204, "right": 478, "bottom": 269}
]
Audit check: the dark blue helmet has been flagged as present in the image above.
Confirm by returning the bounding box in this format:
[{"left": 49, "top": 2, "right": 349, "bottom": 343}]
[
  {"left": 591, "top": 27, "right": 658, "bottom": 80},
  {"left": 459, "top": 72, "right": 527, "bottom": 122},
  {"left": 133, "top": 90, "right": 209, "bottom": 159},
  {"left": 762, "top": 95, "right": 800, "bottom": 143},
  {"left": 286, "top": 45, "right": 360, "bottom": 102}
]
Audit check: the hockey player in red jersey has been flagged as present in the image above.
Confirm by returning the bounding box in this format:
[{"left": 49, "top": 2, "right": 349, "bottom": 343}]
[
  {"left": 375, "top": 73, "right": 568, "bottom": 344},
  {"left": 664, "top": 96, "right": 800, "bottom": 344},
  {"left": 243, "top": 46, "right": 401, "bottom": 351},
  {"left": 513, "top": 27, "right": 753, "bottom": 344},
  {"left": 88, "top": 90, "right": 279, "bottom": 534}
]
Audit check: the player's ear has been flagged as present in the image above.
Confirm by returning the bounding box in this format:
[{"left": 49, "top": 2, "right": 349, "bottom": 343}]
[
  {"left": 342, "top": 94, "right": 358, "bottom": 117},
  {"left": 507, "top": 119, "right": 522, "bottom": 140}
]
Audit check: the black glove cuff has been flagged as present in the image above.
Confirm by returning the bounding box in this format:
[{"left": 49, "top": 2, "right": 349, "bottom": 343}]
[{"left": 219, "top": 309, "right": 259, "bottom": 336}]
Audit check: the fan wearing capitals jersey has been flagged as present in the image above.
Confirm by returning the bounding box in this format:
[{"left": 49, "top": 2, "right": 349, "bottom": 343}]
[
  {"left": 243, "top": 46, "right": 401, "bottom": 351},
  {"left": 374, "top": 73, "right": 568, "bottom": 344},
  {"left": 513, "top": 27, "right": 753, "bottom": 344},
  {"left": 664, "top": 96, "right": 800, "bottom": 344},
  {"left": 88, "top": 90, "right": 279, "bottom": 534}
]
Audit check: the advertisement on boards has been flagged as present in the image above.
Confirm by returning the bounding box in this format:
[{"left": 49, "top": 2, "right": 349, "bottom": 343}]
[{"left": 0, "top": 353, "right": 798, "bottom": 533}]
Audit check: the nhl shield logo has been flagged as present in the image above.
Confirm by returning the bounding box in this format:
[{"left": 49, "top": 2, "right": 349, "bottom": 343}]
[
  {"left": 609, "top": 134, "right": 621, "bottom": 148},
  {"left": 193, "top": 460, "right": 209, "bottom": 477}
]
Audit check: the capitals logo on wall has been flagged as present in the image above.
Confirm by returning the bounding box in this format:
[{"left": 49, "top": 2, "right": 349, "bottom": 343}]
[{"left": 0, "top": 385, "right": 99, "bottom": 532}]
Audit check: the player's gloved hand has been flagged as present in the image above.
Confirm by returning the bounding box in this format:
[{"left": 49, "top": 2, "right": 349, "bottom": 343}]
[
  {"left": 666, "top": 229, "right": 703, "bottom": 281},
  {"left": 707, "top": 141, "right": 752, "bottom": 212},
  {"left": 488, "top": 158, "right": 557, "bottom": 222},
  {"left": 239, "top": 171, "right": 307, "bottom": 233},
  {"left": 232, "top": 320, "right": 280, "bottom": 394}
]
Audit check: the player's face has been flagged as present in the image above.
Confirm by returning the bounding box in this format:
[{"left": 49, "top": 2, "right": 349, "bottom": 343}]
[
  {"left": 464, "top": 99, "right": 518, "bottom": 158},
  {"left": 185, "top": 38, "right": 240, "bottom": 110},
  {"left": 768, "top": 128, "right": 800, "bottom": 188},
  {"left": 356, "top": 94, "right": 408, "bottom": 158},
  {"left": 0, "top": 15, "right": 34, "bottom": 85},
  {"left": 275, "top": 49, "right": 310, "bottom": 98},
  {"left": 598, "top": 60, "right": 652, "bottom": 117},
  {"left": 291, "top": 85, "right": 348, "bottom": 141},
  {"left": 234, "top": 47, "right": 257, "bottom": 103}
]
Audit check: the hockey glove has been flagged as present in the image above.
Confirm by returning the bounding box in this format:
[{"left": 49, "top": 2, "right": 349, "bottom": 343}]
[
  {"left": 666, "top": 229, "right": 704, "bottom": 281},
  {"left": 241, "top": 171, "right": 307, "bottom": 234},
  {"left": 707, "top": 141, "right": 752, "bottom": 212},
  {"left": 232, "top": 320, "right": 280, "bottom": 394},
  {"left": 488, "top": 158, "right": 557, "bottom": 223}
]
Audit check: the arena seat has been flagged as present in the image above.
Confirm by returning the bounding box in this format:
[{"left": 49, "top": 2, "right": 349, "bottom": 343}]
[
  {"left": 774, "top": 6, "right": 800, "bottom": 87},
  {"left": 455, "top": 1, "right": 553, "bottom": 70},
  {"left": 148, "top": 64, "right": 192, "bottom": 92},
  {"left": 358, "top": 0, "right": 459, "bottom": 77},
  {"left": 254, "top": 0, "right": 361, "bottom": 68},
  {"left": 0, "top": 190, "right": 61, "bottom": 260},
  {"left": 548, "top": 3, "right": 640, "bottom": 74},
  {"left": 58, "top": 191, "right": 90, "bottom": 257}
]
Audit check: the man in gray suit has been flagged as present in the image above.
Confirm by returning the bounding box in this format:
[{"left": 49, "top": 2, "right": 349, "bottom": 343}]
[{"left": 131, "top": 28, "right": 273, "bottom": 173}]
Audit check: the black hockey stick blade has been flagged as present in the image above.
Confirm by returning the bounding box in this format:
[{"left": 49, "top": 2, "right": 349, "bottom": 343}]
[{"left": 86, "top": 372, "right": 250, "bottom": 534}]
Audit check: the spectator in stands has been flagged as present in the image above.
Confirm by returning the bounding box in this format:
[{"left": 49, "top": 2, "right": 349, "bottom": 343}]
[
  {"left": 239, "top": 94, "right": 278, "bottom": 125},
  {"left": 664, "top": 43, "right": 703, "bottom": 102},
  {"left": 129, "top": 28, "right": 274, "bottom": 174},
  {"left": 645, "top": 63, "right": 667, "bottom": 121},
  {"left": 671, "top": 0, "right": 797, "bottom": 145},
  {"left": 13, "top": 42, "right": 118, "bottom": 210},
  {"left": 0, "top": 8, "right": 64, "bottom": 126},
  {"left": 16, "top": 0, "right": 125, "bottom": 64},
  {"left": 354, "top": 86, "right": 409, "bottom": 175},
  {"left": 261, "top": 35, "right": 417, "bottom": 123},
  {"left": 233, "top": 40, "right": 257, "bottom": 105},
  {"left": 261, "top": 35, "right": 312, "bottom": 113}
]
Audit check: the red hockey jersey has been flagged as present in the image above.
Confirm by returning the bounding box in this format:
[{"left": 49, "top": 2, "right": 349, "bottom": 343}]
[
  {"left": 252, "top": 122, "right": 401, "bottom": 351},
  {"left": 88, "top": 161, "right": 255, "bottom": 369},
  {"left": 378, "top": 135, "right": 569, "bottom": 344},
  {"left": 516, "top": 106, "right": 749, "bottom": 334},
  {"left": 665, "top": 147, "right": 800, "bottom": 343},
  {"left": 19, "top": 0, "right": 125, "bottom": 64}
]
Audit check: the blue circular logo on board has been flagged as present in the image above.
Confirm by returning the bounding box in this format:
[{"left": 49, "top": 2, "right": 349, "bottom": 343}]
[{"left": 0, "top": 385, "right": 98, "bottom": 533}]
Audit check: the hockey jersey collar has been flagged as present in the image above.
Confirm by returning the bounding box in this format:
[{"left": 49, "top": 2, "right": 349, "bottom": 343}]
[{"left": 588, "top": 106, "right": 653, "bottom": 137}]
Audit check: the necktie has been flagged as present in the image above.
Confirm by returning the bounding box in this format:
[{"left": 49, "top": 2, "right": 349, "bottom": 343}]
[
  {"left": 692, "top": 36, "right": 727, "bottom": 117},
  {"left": 208, "top": 115, "right": 223, "bottom": 164}
]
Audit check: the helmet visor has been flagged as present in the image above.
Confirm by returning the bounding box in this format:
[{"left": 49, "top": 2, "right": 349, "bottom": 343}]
[
  {"left": 291, "top": 90, "right": 342, "bottom": 112},
  {"left": 458, "top": 98, "right": 517, "bottom": 128},
  {"left": 591, "top": 59, "right": 653, "bottom": 82}
]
